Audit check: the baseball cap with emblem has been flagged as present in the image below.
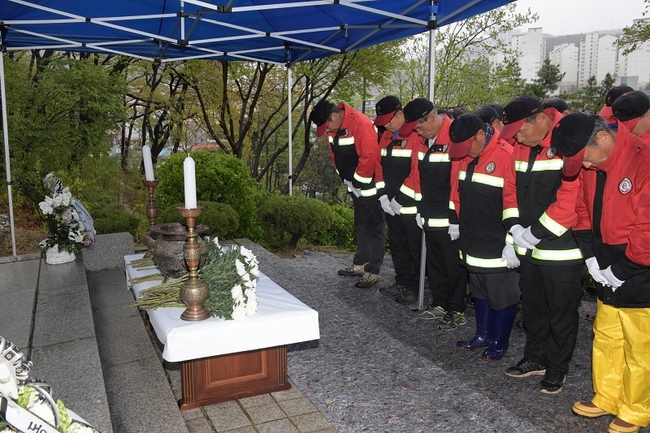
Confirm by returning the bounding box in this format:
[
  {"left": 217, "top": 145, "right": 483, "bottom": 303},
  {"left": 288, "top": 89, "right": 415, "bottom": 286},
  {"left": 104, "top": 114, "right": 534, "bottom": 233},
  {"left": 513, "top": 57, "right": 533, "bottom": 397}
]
[
  {"left": 449, "top": 114, "right": 486, "bottom": 159},
  {"left": 599, "top": 85, "right": 634, "bottom": 117},
  {"left": 500, "top": 96, "right": 543, "bottom": 140},
  {"left": 475, "top": 105, "right": 500, "bottom": 124},
  {"left": 542, "top": 97, "right": 568, "bottom": 113},
  {"left": 612, "top": 90, "right": 650, "bottom": 132},
  {"left": 550, "top": 113, "right": 598, "bottom": 177},
  {"left": 400, "top": 98, "right": 435, "bottom": 136},
  {"left": 374, "top": 96, "right": 402, "bottom": 127},
  {"left": 309, "top": 99, "right": 336, "bottom": 137}
]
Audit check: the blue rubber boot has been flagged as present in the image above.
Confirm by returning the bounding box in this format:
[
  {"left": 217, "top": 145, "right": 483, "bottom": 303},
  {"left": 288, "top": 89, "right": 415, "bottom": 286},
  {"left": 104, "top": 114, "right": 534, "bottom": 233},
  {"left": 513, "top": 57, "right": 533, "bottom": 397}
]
[
  {"left": 481, "top": 304, "right": 517, "bottom": 361},
  {"left": 456, "top": 298, "right": 494, "bottom": 350}
]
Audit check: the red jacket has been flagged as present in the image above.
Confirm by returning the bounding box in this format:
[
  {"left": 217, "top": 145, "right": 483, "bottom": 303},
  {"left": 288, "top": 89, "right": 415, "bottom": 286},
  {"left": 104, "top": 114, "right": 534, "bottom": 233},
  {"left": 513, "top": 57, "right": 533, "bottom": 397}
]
[
  {"left": 502, "top": 108, "right": 582, "bottom": 265},
  {"left": 375, "top": 129, "right": 421, "bottom": 214},
  {"left": 574, "top": 122, "right": 650, "bottom": 307},
  {"left": 451, "top": 130, "right": 513, "bottom": 273},
  {"left": 326, "top": 103, "right": 379, "bottom": 198}
]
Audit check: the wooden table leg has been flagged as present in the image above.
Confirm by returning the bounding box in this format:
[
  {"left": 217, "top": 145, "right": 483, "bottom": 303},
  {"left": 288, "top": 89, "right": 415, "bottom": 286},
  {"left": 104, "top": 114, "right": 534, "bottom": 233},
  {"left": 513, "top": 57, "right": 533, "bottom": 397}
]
[{"left": 179, "top": 345, "right": 291, "bottom": 410}]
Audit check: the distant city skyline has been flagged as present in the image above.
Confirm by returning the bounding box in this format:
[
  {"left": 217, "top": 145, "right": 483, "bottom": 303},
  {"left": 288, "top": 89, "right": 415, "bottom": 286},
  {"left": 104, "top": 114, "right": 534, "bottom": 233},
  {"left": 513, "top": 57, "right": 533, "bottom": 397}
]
[{"left": 513, "top": 0, "right": 648, "bottom": 36}]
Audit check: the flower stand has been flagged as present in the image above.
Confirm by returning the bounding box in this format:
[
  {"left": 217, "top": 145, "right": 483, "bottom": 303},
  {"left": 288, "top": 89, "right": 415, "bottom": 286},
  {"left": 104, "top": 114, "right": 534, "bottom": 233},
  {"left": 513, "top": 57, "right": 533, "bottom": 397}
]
[{"left": 45, "top": 245, "right": 76, "bottom": 265}]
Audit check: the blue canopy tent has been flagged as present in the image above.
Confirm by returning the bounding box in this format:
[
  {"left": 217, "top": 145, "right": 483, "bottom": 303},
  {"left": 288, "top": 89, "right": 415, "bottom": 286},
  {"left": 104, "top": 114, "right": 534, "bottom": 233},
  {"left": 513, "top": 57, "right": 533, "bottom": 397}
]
[{"left": 0, "top": 0, "right": 514, "bottom": 255}]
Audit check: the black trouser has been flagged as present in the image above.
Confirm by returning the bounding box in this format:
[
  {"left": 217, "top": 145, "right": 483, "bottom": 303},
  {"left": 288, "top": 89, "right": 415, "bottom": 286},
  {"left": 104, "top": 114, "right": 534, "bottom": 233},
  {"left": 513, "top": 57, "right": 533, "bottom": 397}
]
[
  {"left": 386, "top": 213, "right": 422, "bottom": 291},
  {"left": 351, "top": 195, "right": 385, "bottom": 275},
  {"left": 424, "top": 230, "right": 467, "bottom": 313},
  {"left": 519, "top": 261, "right": 583, "bottom": 375}
]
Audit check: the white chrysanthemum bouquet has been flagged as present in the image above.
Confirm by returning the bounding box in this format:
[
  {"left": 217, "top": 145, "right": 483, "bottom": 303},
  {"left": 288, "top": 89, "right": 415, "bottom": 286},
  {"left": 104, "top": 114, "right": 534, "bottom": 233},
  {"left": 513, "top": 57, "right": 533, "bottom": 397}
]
[{"left": 132, "top": 238, "right": 259, "bottom": 321}]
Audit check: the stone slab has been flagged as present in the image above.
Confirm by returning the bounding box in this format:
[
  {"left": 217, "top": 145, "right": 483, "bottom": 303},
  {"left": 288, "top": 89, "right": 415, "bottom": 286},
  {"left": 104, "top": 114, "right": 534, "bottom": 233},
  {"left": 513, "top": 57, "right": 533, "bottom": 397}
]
[{"left": 83, "top": 233, "right": 134, "bottom": 272}]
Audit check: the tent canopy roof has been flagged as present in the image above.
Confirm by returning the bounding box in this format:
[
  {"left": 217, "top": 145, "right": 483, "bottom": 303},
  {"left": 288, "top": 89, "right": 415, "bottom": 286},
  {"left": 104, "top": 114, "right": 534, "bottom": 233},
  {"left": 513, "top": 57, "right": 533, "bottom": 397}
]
[{"left": 1, "top": 0, "right": 514, "bottom": 65}]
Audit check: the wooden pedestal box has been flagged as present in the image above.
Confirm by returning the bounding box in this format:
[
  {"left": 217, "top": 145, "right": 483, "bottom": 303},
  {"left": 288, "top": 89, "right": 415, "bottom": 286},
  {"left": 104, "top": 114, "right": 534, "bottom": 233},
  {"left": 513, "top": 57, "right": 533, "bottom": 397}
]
[{"left": 179, "top": 345, "right": 291, "bottom": 409}]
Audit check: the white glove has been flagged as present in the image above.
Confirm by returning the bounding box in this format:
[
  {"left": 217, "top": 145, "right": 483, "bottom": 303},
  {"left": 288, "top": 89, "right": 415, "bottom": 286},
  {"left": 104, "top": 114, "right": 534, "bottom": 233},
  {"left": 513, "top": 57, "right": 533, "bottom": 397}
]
[
  {"left": 501, "top": 244, "right": 520, "bottom": 268},
  {"left": 511, "top": 224, "right": 539, "bottom": 250},
  {"left": 448, "top": 224, "right": 460, "bottom": 241},
  {"left": 585, "top": 257, "right": 608, "bottom": 285},
  {"left": 416, "top": 213, "right": 423, "bottom": 229},
  {"left": 379, "top": 195, "right": 395, "bottom": 215},
  {"left": 390, "top": 197, "right": 402, "bottom": 215},
  {"left": 602, "top": 266, "right": 625, "bottom": 291},
  {"left": 344, "top": 180, "right": 361, "bottom": 198}
]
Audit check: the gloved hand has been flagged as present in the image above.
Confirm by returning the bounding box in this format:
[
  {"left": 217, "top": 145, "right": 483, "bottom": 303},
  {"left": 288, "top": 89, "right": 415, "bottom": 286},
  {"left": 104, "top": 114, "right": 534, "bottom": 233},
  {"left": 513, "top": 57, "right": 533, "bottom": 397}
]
[
  {"left": 585, "top": 257, "right": 608, "bottom": 285},
  {"left": 344, "top": 180, "right": 361, "bottom": 198},
  {"left": 0, "top": 358, "right": 19, "bottom": 399},
  {"left": 379, "top": 195, "right": 395, "bottom": 215},
  {"left": 390, "top": 197, "right": 402, "bottom": 215},
  {"left": 511, "top": 224, "right": 539, "bottom": 250},
  {"left": 602, "top": 266, "right": 625, "bottom": 291},
  {"left": 415, "top": 213, "right": 423, "bottom": 229},
  {"left": 501, "top": 244, "right": 520, "bottom": 268},
  {"left": 448, "top": 224, "right": 460, "bottom": 241}
]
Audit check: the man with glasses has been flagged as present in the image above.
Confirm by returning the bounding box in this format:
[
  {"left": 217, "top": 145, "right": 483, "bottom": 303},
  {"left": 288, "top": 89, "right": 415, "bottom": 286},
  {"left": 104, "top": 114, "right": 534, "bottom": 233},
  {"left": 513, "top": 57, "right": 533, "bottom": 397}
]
[
  {"left": 373, "top": 95, "right": 423, "bottom": 302},
  {"left": 399, "top": 98, "right": 468, "bottom": 331},
  {"left": 309, "top": 99, "right": 385, "bottom": 288}
]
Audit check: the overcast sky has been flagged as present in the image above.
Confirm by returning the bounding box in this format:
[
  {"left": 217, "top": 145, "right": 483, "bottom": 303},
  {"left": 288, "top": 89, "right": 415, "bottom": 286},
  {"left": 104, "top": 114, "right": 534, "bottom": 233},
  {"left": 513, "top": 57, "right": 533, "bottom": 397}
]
[{"left": 513, "top": 0, "right": 648, "bottom": 35}]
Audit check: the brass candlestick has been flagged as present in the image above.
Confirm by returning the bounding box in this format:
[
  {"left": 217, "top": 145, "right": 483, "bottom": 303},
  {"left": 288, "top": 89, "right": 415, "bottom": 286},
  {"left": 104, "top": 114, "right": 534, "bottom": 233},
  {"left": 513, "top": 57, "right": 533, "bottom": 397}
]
[
  {"left": 143, "top": 179, "right": 159, "bottom": 228},
  {"left": 142, "top": 179, "right": 160, "bottom": 258},
  {"left": 178, "top": 206, "right": 209, "bottom": 321}
]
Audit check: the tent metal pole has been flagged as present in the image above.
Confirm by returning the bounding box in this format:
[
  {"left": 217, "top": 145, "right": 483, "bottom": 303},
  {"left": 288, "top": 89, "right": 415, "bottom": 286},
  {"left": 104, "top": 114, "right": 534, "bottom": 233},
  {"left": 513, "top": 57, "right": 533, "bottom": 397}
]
[
  {"left": 417, "top": 24, "right": 437, "bottom": 312},
  {"left": 287, "top": 66, "right": 293, "bottom": 195},
  {"left": 0, "top": 47, "right": 17, "bottom": 256}
]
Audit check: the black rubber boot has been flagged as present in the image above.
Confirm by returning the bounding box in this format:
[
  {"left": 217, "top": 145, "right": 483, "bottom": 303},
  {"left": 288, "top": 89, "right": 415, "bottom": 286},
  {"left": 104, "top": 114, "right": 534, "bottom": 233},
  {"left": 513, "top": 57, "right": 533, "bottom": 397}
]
[
  {"left": 456, "top": 298, "right": 494, "bottom": 350},
  {"left": 481, "top": 304, "right": 517, "bottom": 361}
]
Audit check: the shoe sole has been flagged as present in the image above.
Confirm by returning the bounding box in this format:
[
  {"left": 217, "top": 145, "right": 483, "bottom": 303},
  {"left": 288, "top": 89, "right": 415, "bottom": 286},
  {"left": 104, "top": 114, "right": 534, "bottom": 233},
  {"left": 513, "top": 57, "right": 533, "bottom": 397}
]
[
  {"left": 608, "top": 423, "right": 640, "bottom": 433},
  {"left": 339, "top": 272, "right": 364, "bottom": 276},
  {"left": 504, "top": 369, "right": 546, "bottom": 378},
  {"left": 540, "top": 386, "right": 564, "bottom": 395},
  {"left": 572, "top": 403, "right": 609, "bottom": 418},
  {"left": 355, "top": 282, "right": 378, "bottom": 288}
]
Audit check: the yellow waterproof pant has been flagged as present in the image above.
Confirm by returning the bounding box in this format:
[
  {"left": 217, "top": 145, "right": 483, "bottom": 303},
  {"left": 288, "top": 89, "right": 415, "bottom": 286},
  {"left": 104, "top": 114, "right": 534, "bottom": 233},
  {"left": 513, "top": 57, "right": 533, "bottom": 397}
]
[{"left": 591, "top": 300, "right": 650, "bottom": 427}]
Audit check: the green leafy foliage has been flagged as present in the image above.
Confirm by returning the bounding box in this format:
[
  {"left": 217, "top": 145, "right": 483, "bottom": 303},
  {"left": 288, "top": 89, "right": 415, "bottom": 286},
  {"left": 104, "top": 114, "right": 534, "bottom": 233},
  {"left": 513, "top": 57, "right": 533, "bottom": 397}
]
[
  {"left": 259, "top": 196, "right": 333, "bottom": 248},
  {"left": 305, "top": 203, "right": 356, "bottom": 252},
  {"left": 93, "top": 208, "right": 142, "bottom": 237},
  {"left": 155, "top": 151, "right": 268, "bottom": 240},
  {"left": 157, "top": 200, "right": 240, "bottom": 239}
]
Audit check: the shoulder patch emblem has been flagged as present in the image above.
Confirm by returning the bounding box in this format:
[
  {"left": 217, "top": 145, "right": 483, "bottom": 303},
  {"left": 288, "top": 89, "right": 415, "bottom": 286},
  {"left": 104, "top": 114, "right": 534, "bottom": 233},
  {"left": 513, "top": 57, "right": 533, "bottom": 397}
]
[
  {"left": 546, "top": 147, "right": 557, "bottom": 159},
  {"left": 619, "top": 178, "right": 632, "bottom": 194},
  {"left": 485, "top": 162, "right": 496, "bottom": 174}
]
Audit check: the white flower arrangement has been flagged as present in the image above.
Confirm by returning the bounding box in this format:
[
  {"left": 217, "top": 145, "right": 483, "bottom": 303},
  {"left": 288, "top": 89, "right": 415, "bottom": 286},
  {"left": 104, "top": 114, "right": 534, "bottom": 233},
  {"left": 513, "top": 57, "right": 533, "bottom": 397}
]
[
  {"left": 132, "top": 237, "right": 259, "bottom": 321},
  {"left": 37, "top": 175, "right": 94, "bottom": 254},
  {"left": 0, "top": 337, "right": 99, "bottom": 433}
]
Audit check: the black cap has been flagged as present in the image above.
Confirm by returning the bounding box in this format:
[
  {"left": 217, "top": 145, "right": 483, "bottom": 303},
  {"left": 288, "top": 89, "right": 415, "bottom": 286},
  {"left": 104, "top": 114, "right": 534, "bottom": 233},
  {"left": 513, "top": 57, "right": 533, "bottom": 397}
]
[
  {"left": 374, "top": 96, "right": 402, "bottom": 127},
  {"left": 542, "top": 97, "right": 568, "bottom": 113},
  {"left": 475, "top": 105, "right": 500, "bottom": 124},
  {"left": 550, "top": 113, "right": 598, "bottom": 176},
  {"left": 612, "top": 90, "right": 650, "bottom": 121},
  {"left": 599, "top": 86, "right": 634, "bottom": 117},
  {"left": 490, "top": 104, "right": 504, "bottom": 121},
  {"left": 500, "top": 96, "right": 543, "bottom": 139},
  {"left": 449, "top": 114, "right": 485, "bottom": 159},
  {"left": 309, "top": 100, "right": 336, "bottom": 137},
  {"left": 400, "top": 98, "right": 435, "bottom": 135}
]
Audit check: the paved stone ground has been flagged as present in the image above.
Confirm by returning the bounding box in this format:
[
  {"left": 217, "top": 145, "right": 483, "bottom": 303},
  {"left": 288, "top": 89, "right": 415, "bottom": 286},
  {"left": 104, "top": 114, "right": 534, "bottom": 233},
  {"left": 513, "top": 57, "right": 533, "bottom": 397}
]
[{"left": 235, "top": 242, "right": 649, "bottom": 433}]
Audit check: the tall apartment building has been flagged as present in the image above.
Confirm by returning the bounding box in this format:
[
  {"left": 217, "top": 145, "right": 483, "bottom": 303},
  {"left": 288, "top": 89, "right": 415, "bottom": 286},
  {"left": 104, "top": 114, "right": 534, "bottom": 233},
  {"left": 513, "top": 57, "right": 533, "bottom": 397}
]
[
  {"left": 578, "top": 33, "right": 599, "bottom": 87},
  {"left": 549, "top": 43, "right": 579, "bottom": 93},
  {"left": 509, "top": 27, "right": 546, "bottom": 82}
]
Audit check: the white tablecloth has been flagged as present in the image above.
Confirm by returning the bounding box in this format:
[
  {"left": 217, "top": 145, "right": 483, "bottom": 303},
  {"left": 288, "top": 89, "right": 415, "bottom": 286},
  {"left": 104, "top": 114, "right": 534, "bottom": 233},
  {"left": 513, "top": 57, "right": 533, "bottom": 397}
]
[{"left": 125, "top": 254, "right": 320, "bottom": 362}]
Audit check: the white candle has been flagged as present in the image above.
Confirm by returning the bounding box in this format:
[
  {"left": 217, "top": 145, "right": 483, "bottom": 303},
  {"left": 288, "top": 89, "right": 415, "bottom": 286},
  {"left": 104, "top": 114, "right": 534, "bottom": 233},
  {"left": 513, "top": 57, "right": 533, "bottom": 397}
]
[
  {"left": 142, "top": 145, "right": 155, "bottom": 181},
  {"left": 183, "top": 156, "right": 197, "bottom": 209}
]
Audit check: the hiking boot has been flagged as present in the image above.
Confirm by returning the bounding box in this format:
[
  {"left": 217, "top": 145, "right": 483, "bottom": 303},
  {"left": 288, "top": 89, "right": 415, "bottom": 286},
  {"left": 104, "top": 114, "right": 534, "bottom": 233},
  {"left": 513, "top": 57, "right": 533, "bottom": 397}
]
[
  {"left": 540, "top": 370, "right": 566, "bottom": 394},
  {"left": 339, "top": 264, "right": 364, "bottom": 276},
  {"left": 504, "top": 358, "right": 546, "bottom": 378},
  {"left": 355, "top": 272, "right": 379, "bottom": 288},
  {"left": 395, "top": 290, "right": 418, "bottom": 304},
  {"left": 438, "top": 311, "right": 466, "bottom": 331},
  {"left": 416, "top": 305, "right": 447, "bottom": 320},
  {"left": 380, "top": 283, "right": 405, "bottom": 297}
]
